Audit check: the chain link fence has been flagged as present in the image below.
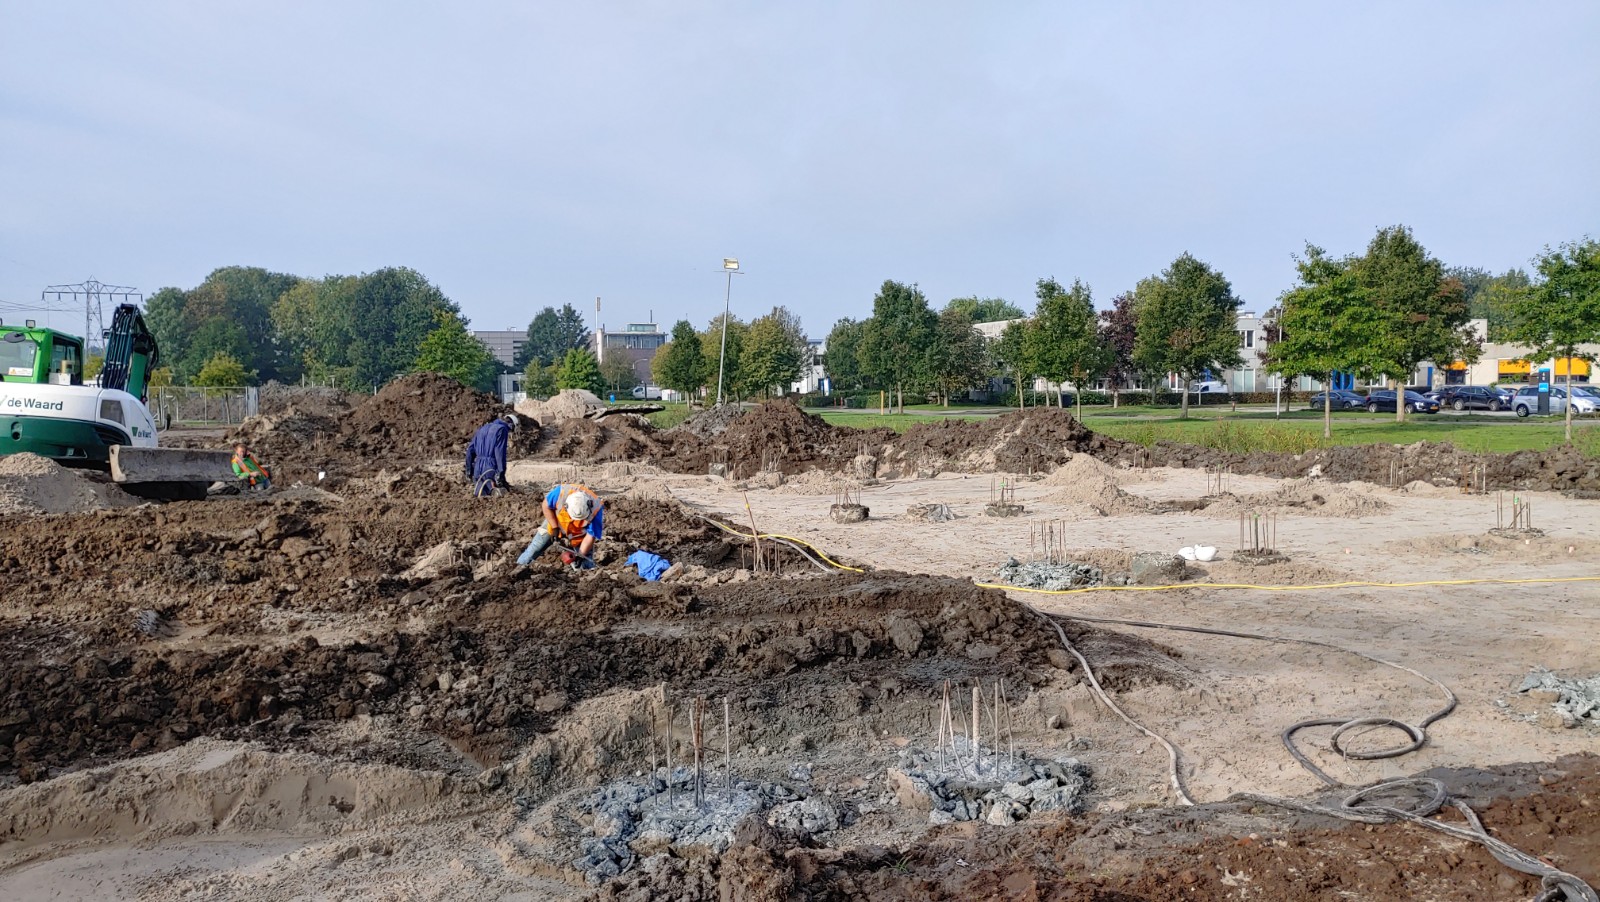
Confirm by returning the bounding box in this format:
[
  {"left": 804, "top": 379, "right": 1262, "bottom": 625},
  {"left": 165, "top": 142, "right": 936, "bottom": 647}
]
[{"left": 150, "top": 386, "right": 259, "bottom": 428}]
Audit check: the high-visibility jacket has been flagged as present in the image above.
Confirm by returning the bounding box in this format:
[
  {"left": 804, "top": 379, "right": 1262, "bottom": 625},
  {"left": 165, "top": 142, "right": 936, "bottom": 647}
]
[
  {"left": 545, "top": 484, "right": 604, "bottom": 541},
  {"left": 232, "top": 451, "right": 269, "bottom": 482}
]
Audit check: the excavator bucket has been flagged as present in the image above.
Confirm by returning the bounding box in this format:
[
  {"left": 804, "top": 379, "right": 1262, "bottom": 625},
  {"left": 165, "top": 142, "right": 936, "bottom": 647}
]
[{"left": 109, "top": 446, "right": 236, "bottom": 499}]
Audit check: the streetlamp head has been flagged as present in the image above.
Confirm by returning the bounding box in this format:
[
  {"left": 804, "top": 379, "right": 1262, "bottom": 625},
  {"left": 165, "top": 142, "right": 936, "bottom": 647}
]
[{"left": 723, "top": 258, "right": 739, "bottom": 271}]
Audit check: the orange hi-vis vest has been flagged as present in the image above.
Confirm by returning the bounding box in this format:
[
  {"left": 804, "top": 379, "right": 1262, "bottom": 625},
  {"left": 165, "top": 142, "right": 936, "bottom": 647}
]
[{"left": 552, "top": 485, "right": 601, "bottom": 541}]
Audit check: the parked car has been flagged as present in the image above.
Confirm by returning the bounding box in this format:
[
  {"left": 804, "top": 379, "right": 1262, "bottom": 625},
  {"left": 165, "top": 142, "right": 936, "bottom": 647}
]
[
  {"left": 1436, "top": 385, "right": 1513, "bottom": 411},
  {"left": 1510, "top": 385, "right": 1574, "bottom": 419},
  {"left": 1307, "top": 389, "right": 1365, "bottom": 410},
  {"left": 1569, "top": 385, "right": 1600, "bottom": 414},
  {"left": 1365, "top": 390, "right": 1440, "bottom": 414}
]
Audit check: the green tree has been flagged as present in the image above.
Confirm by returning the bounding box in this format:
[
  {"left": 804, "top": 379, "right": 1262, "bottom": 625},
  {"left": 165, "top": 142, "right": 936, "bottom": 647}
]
[
  {"left": 701, "top": 313, "right": 748, "bottom": 403},
  {"left": 83, "top": 353, "right": 105, "bottom": 382},
  {"left": 1132, "top": 253, "right": 1244, "bottom": 419},
  {"left": 517, "top": 304, "right": 591, "bottom": 369},
  {"left": 143, "top": 287, "right": 188, "bottom": 376},
  {"left": 858, "top": 280, "right": 936, "bottom": 413},
  {"left": 523, "top": 357, "right": 559, "bottom": 400},
  {"left": 414, "top": 309, "right": 498, "bottom": 391},
  {"left": 653, "top": 320, "right": 706, "bottom": 401},
  {"left": 739, "top": 306, "right": 807, "bottom": 399},
  {"left": 1028, "top": 278, "right": 1110, "bottom": 419},
  {"left": 992, "top": 320, "right": 1035, "bottom": 409},
  {"left": 1098, "top": 291, "right": 1139, "bottom": 407},
  {"left": 193, "top": 351, "right": 255, "bottom": 387},
  {"left": 926, "top": 308, "right": 986, "bottom": 406},
  {"left": 1506, "top": 238, "right": 1600, "bottom": 442},
  {"left": 599, "top": 352, "right": 641, "bottom": 394},
  {"left": 1349, "top": 226, "right": 1474, "bottom": 423},
  {"left": 944, "top": 296, "right": 1025, "bottom": 324},
  {"left": 823, "top": 318, "right": 868, "bottom": 393},
  {"left": 1264, "top": 246, "right": 1394, "bottom": 438},
  {"left": 555, "top": 347, "right": 604, "bottom": 395},
  {"left": 344, "top": 267, "right": 461, "bottom": 389},
  {"left": 181, "top": 266, "right": 302, "bottom": 381}
]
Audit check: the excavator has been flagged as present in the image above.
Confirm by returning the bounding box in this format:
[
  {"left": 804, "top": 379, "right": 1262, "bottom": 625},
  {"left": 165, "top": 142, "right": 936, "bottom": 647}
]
[{"left": 0, "top": 303, "right": 235, "bottom": 498}]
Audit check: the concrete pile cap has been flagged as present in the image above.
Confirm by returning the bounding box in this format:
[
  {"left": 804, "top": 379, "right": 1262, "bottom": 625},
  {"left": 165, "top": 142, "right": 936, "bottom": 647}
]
[
  {"left": 1519, "top": 668, "right": 1600, "bottom": 722},
  {"left": 997, "top": 558, "right": 1103, "bottom": 590}
]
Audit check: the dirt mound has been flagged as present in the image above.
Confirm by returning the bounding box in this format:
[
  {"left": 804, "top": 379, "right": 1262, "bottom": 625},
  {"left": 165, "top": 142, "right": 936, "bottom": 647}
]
[
  {"left": 231, "top": 373, "right": 539, "bottom": 483},
  {"left": 670, "top": 404, "right": 746, "bottom": 439},
  {"left": 892, "top": 408, "right": 1133, "bottom": 475},
  {"left": 342, "top": 372, "right": 527, "bottom": 458},
  {"left": 0, "top": 453, "right": 138, "bottom": 515},
  {"left": 536, "top": 416, "right": 671, "bottom": 464},
  {"left": 256, "top": 381, "right": 360, "bottom": 417},
  {"left": 708, "top": 402, "right": 893, "bottom": 479}
]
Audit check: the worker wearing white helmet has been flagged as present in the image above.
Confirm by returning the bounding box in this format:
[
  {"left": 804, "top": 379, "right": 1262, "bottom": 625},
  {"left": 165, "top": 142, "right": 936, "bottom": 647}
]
[{"left": 516, "top": 483, "right": 604, "bottom": 570}]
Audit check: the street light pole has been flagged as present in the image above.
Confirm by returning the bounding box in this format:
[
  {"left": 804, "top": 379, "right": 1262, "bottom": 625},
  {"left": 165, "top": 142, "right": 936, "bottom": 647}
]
[{"left": 715, "top": 258, "right": 740, "bottom": 405}]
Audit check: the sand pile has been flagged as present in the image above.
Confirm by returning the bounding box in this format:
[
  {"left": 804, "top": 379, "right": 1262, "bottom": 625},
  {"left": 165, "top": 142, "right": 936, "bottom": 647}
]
[
  {"left": 1202, "top": 478, "right": 1390, "bottom": 519},
  {"left": 711, "top": 402, "right": 892, "bottom": 478},
  {"left": 1040, "top": 454, "right": 1151, "bottom": 516},
  {"left": 515, "top": 388, "right": 603, "bottom": 422},
  {"left": 0, "top": 453, "right": 137, "bottom": 515}
]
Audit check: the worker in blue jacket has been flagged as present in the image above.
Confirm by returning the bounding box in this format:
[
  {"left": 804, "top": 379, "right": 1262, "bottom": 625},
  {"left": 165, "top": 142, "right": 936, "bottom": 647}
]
[{"left": 464, "top": 414, "right": 518, "bottom": 496}]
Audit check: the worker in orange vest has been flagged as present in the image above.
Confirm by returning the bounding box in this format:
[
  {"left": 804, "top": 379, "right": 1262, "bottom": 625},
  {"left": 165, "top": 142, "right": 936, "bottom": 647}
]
[{"left": 516, "top": 483, "right": 603, "bottom": 570}]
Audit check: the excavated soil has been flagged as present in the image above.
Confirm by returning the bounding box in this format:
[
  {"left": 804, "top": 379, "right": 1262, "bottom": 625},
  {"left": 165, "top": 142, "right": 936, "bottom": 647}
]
[
  {"left": 230, "top": 373, "right": 539, "bottom": 484},
  {"left": 0, "top": 481, "right": 1078, "bottom": 783}
]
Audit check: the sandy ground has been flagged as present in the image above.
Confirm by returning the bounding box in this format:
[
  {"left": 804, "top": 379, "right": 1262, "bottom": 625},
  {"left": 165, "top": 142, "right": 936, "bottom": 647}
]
[
  {"left": 668, "top": 466, "right": 1600, "bottom": 804},
  {"left": 3, "top": 460, "right": 1597, "bottom": 899}
]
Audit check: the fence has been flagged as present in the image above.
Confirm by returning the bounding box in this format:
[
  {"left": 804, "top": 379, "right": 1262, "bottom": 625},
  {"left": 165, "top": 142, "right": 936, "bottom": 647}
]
[{"left": 150, "top": 386, "right": 259, "bottom": 428}]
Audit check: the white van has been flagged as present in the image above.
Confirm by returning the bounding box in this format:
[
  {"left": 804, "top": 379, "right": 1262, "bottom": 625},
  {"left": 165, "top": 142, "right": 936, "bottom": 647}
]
[{"left": 631, "top": 384, "right": 664, "bottom": 400}]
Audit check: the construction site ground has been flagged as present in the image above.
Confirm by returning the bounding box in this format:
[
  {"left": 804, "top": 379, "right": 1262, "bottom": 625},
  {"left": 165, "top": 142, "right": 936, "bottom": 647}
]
[{"left": 2, "top": 388, "right": 1597, "bottom": 901}]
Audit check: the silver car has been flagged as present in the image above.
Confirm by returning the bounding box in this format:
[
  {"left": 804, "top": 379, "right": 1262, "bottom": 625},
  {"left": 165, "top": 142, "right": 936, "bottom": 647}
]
[{"left": 1512, "top": 385, "right": 1597, "bottom": 417}]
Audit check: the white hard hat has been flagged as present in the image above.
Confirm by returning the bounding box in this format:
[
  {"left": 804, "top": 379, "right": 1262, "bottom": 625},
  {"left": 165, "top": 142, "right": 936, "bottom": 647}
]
[
  {"left": 565, "top": 491, "right": 595, "bottom": 521},
  {"left": 502, "top": 414, "right": 519, "bottom": 431}
]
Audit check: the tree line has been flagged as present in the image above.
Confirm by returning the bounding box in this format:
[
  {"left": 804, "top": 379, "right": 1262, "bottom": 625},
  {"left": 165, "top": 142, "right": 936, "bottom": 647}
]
[{"left": 144, "top": 265, "right": 502, "bottom": 391}]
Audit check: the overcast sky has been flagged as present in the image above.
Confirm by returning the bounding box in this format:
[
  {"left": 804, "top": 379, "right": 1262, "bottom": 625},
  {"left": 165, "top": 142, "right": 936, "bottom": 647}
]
[{"left": 2, "top": 2, "right": 1596, "bottom": 338}]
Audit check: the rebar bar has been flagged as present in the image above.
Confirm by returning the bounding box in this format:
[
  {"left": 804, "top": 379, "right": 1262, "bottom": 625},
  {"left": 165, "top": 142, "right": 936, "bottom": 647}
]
[
  {"left": 666, "top": 703, "right": 674, "bottom": 804},
  {"left": 723, "top": 696, "right": 731, "bottom": 797}
]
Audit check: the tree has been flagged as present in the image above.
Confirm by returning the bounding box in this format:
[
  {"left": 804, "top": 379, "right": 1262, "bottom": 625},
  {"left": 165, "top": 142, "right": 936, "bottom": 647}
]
[
  {"left": 83, "top": 353, "right": 105, "bottom": 382},
  {"left": 1264, "top": 246, "right": 1394, "bottom": 438},
  {"left": 1098, "top": 292, "right": 1138, "bottom": 407},
  {"left": 180, "top": 266, "right": 302, "bottom": 382},
  {"left": 992, "top": 320, "right": 1035, "bottom": 409},
  {"left": 739, "top": 306, "right": 807, "bottom": 399},
  {"left": 517, "top": 304, "right": 591, "bottom": 369},
  {"left": 653, "top": 320, "right": 706, "bottom": 401},
  {"left": 944, "top": 296, "right": 1025, "bottom": 324},
  {"left": 599, "top": 352, "right": 640, "bottom": 394},
  {"left": 523, "top": 357, "right": 559, "bottom": 400},
  {"left": 555, "top": 347, "right": 604, "bottom": 395},
  {"left": 700, "top": 313, "right": 747, "bottom": 403},
  {"left": 193, "top": 351, "right": 255, "bottom": 387},
  {"left": 1349, "top": 226, "right": 1474, "bottom": 423},
  {"left": 1028, "top": 278, "right": 1110, "bottom": 419},
  {"left": 143, "top": 288, "right": 188, "bottom": 376},
  {"left": 1132, "top": 253, "right": 1243, "bottom": 420},
  {"left": 414, "top": 309, "right": 498, "bottom": 391},
  {"left": 823, "top": 318, "right": 868, "bottom": 393},
  {"left": 926, "top": 308, "right": 987, "bottom": 406},
  {"left": 858, "top": 280, "right": 936, "bottom": 413},
  {"left": 1506, "top": 238, "right": 1600, "bottom": 442}
]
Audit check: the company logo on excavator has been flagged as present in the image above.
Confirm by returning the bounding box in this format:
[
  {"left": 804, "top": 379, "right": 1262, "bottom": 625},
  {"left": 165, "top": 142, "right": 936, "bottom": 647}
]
[{"left": 2, "top": 396, "right": 66, "bottom": 411}]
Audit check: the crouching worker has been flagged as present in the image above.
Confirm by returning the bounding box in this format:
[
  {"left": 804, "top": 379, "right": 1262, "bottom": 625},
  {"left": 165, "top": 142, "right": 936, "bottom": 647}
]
[
  {"left": 231, "top": 443, "right": 271, "bottom": 492},
  {"left": 465, "top": 414, "right": 518, "bottom": 497},
  {"left": 517, "top": 484, "right": 604, "bottom": 570}
]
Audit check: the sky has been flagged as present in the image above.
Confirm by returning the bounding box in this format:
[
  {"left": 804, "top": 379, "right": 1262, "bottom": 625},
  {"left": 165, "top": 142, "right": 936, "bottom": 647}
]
[{"left": 2, "top": 2, "right": 1596, "bottom": 339}]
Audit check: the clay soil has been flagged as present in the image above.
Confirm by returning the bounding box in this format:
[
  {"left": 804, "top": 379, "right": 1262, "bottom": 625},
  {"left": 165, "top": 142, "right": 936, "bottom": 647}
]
[{"left": 3, "top": 400, "right": 1599, "bottom": 901}]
